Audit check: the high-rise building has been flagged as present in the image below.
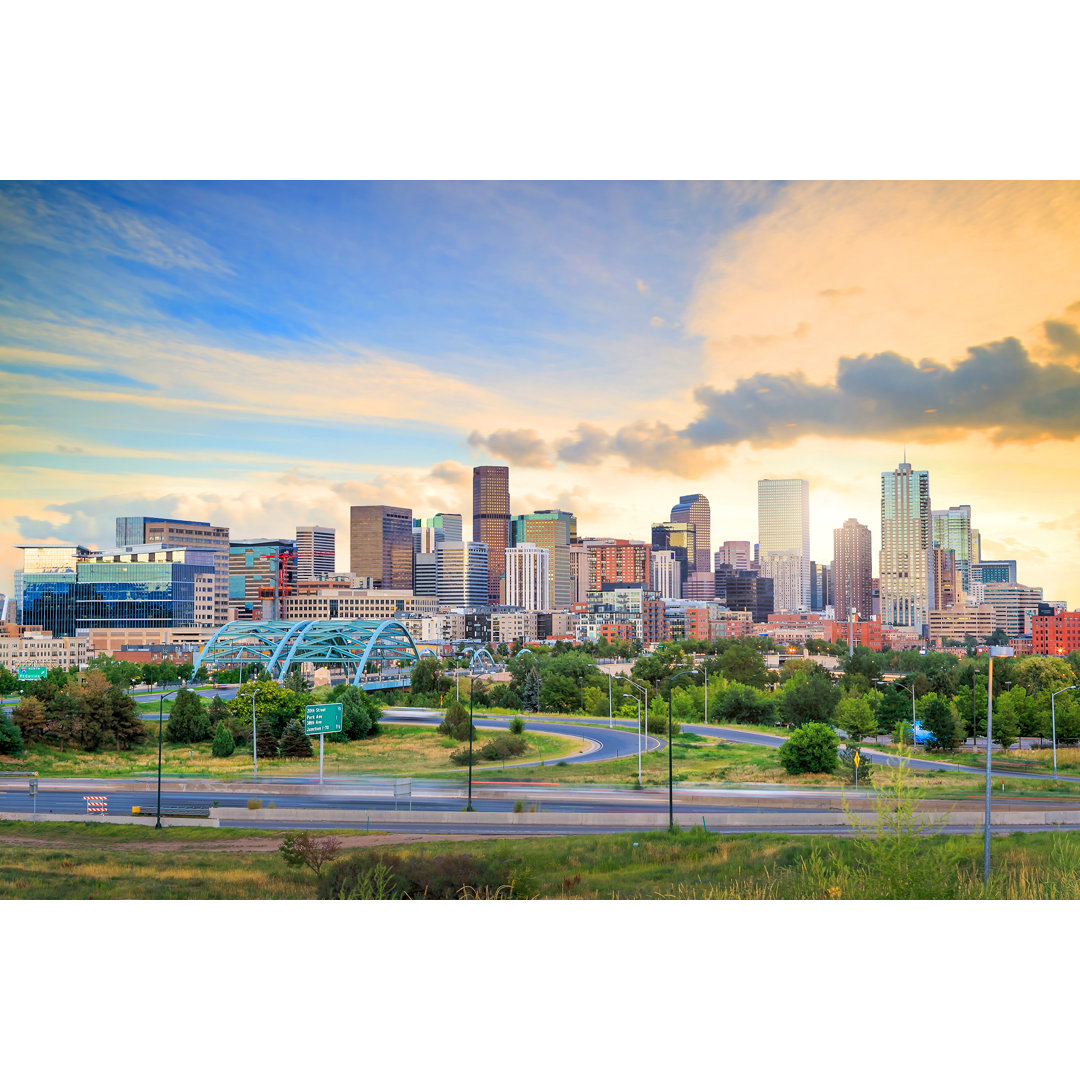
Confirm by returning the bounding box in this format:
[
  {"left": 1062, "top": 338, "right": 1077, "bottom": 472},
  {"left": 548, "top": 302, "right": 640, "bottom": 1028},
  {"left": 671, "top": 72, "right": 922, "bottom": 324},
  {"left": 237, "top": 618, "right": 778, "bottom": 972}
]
[
  {"left": 722, "top": 571, "right": 774, "bottom": 623},
  {"left": 431, "top": 513, "right": 463, "bottom": 542},
  {"left": 879, "top": 460, "right": 933, "bottom": 633},
  {"left": 568, "top": 543, "right": 589, "bottom": 604},
  {"left": 534, "top": 508, "right": 578, "bottom": 544},
  {"left": 984, "top": 582, "right": 1043, "bottom": 637},
  {"left": 931, "top": 546, "right": 960, "bottom": 609},
  {"left": 833, "top": 518, "right": 873, "bottom": 621},
  {"left": 683, "top": 571, "right": 716, "bottom": 602},
  {"left": 436, "top": 541, "right": 489, "bottom": 609},
  {"left": 413, "top": 513, "right": 463, "bottom": 551},
  {"left": 650, "top": 549, "right": 681, "bottom": 600},
  {"left": 412, "top": 552, "right": 438, "bottom": 597},
  {"left": 13, "top": 545, "right": 91, "bottom": 636},
  {"left": 295, "top": 525, "right": 336, "bottom": 583},
  {"left": 716, "top": 541, "right": 752, "bottom": 572},
  {"left": 350, "top": 505, "right": 413, "bottom": 591},
  {"left": 510, "top": 511, "right": 573, "bottom": 609},
  {"left": 931, "top": 505, "right": 973, "bottom": 592},
  {"left": 809, "top": 561, "right": 833, "bottom": 612},
  {"left": 473, "top": 466, "right": 510, "bottom": 605},
  {"left": 582, "top": 539, "right": 651, "bottom": 591},
  {"left": 116, "top": 516, "right": 230, "bottom": 625},
  {"left": 76, "top": 544, "right": 214, "bottom": 629},
  {"left": 757, "top": 479, "right": 810, "bottom": 612},
  {"left": 505, "top": 543, "right": 550, "bottom": 611},
  {"left": 652, "top": 522, "right": 695, "bottom": 592},
  {"left": 670, "top": 494, "right": 711, "bottom": 574},
  {"left": 971, "top": 528, "right": 982, "bottom": 564},
  {"left": 229, "top": 538, "right": 296, "bottom": 620}
]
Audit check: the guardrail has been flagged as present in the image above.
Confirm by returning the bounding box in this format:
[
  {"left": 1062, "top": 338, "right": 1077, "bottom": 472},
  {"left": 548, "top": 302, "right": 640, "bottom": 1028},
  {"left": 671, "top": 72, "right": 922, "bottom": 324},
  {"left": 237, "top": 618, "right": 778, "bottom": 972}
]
[{"left": 131, "top": 805, "right": 211, "bottom": 819}]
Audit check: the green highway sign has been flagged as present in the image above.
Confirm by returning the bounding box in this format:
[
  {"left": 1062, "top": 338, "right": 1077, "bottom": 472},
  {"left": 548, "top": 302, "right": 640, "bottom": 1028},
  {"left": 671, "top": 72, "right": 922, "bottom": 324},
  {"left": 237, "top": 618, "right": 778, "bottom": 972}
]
[
  {"left": 17, "top": 666, "right": 47, "bottom": 681},
  {"left": 304, "top": 702, "right": 343, "bottom": 735}
]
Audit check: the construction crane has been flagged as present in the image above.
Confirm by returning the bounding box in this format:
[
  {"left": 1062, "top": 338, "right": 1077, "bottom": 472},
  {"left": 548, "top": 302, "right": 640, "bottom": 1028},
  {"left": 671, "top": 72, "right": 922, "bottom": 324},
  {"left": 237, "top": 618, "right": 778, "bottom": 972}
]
[{"left": 258, "top": 549, "right": 335, "bottom": 619}]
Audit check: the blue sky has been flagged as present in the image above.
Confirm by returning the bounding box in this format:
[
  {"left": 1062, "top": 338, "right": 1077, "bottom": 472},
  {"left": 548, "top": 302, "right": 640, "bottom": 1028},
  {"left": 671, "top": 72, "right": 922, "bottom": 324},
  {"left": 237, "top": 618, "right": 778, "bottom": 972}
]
[{"left": 3, "top": 180, "right": 1080, "bottom": 605}]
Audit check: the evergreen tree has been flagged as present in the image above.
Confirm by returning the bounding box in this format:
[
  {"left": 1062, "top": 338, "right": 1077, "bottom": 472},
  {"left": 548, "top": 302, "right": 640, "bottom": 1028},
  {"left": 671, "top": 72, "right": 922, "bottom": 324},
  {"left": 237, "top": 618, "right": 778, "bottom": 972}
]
[
  {"left": 167, "top": 688, "right": 210, "bottom": 742},
  {"left": 919, "top": 692, "right": 965, "bottom": 751},
  {"left": 283, "top": 668, "right": 307, "bottom": 693},
  {"left": 212, "top": 721, "right": 235, "bottom": 757},
  {"left": 522, "top": 668, "right": 541, "bottom": 712},
  {"left": 105, "top": 687, "right": 146, "bottom": 750},
  {"left": 438, "top": 699, "right": 474, "bottom": 741},
  {"left": 0, "top": 715, "right": 24, "bottom": 756},
  {"left": 279, "top": 718, "right": 314, "bottom": 758},
  {"left": 337, "top": 686, "right": 381, "bottom": 739},
  {"left": 10, "top": 696, "right": 46, "bottom": 744},
  {"left": 255, "top": 722, "right": 279, "bottom": 760}
]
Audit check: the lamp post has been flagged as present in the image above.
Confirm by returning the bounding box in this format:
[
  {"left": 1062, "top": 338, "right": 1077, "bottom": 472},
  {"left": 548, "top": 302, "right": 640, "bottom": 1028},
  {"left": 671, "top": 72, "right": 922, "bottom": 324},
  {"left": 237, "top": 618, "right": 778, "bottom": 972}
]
[
  {"left": 578, "top": 676, "right": 584, "bottom": 713},
  {"left": 466, "top": 673, "right": 482, "bottom": 811},
  {"left": 156, "top": 688, "right": 180, "bottom": 829},
  {"left": 666, "top": 668, "right": 702, "bottom": 830},
  {"left": 251, "top": 684, "right": 264, "bottom": 780},
  {"left": 984, "top": 645, "right": 1015, "bottom": 885},
  {"left": 1050, "top": 685, "right": 1077, "bottom": 781},
  {"left": 614, "top": 675, "right": 648, "bottom": 786}
]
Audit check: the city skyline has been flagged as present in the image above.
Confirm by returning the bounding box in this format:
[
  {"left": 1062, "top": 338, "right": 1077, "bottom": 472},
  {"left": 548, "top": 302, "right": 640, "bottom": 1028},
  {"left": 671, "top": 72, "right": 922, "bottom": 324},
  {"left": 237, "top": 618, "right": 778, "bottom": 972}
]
[{"left": 3, "top": 181, "right": 1080, "bottom": 605}]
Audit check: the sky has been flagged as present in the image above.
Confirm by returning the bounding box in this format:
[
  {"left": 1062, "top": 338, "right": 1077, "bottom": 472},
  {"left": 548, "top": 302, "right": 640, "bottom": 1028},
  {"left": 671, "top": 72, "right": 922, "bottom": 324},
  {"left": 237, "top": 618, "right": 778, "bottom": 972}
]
[{"left": 2, "top": 180, "right": 1079, "bottom": 605}]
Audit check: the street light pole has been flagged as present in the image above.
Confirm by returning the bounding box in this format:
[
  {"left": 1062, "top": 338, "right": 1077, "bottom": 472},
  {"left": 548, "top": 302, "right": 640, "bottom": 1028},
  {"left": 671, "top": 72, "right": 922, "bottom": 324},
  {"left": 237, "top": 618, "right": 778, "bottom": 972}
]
[
  {"left": 1050, "top": 685, "right": 1077, "bottom": 781},
  {"left": 666, "top": 668, "right": 700, "bottom": 830},
  {"left": 984, "top": 646, "right": 1014, "bottom": 885},
  {"left": 156, "top": 688, "right": 179, "bottom": 829},
  {"left": 614, "top": 675, "right": 648, "bottom": 787},
  {"left": 467, "top": 674, "right": 479, "bottom": 811},
  {"left": 252, "top": 685, "right": 263, "bottom": 779}
]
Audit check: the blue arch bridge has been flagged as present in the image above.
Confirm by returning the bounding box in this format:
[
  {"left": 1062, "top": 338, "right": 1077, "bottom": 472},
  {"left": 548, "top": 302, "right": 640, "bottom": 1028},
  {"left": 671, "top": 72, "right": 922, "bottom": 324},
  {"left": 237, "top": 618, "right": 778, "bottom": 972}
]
[{"left": 193, "top": 619, "right": 424, "bottom": 690}]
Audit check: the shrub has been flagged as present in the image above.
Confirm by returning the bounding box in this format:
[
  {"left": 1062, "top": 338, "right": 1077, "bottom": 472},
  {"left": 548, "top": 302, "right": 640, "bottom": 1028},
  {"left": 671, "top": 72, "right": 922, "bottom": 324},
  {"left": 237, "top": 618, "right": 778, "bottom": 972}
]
[
  {"left": 512, "top": 799, "right": 526, "bottom": 813},
  {"left": 211, "top": 721, "right": 235, "bottom": 758},
  {"left": 777, "top": 722, "right": 839, "bottom": 774},
  {"left": 449, "top": 744, "right": 476, "bottom": 766},
  {"left": 319, "top": 851, "right": 516, "bottom": 900},
  {"left": 0, "top": 715, "right": 24, "bottom": 756},
  {"left": 838, "top": 745, "right": 873, "bottom": 785},
  {"left": 508, "top": 715, "right": 525, "bottom": 735},
  {"left": 478, "top": 732, "right": 528, "bottom": 761},
  {"left": 279, "top": 832, "right": 342, "bottom": 876},
  {"left": 247, "top": 798, "right": 263, "bottom": 810},
  {"left": 647, "top": 713, "right": 680, "bottom": 736}
]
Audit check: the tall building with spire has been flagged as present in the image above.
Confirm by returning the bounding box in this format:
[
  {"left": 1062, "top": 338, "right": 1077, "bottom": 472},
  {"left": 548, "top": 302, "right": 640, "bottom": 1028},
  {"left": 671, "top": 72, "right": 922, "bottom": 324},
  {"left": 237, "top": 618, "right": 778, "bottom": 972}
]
[
  {"left": 879, "top": 460, "right": 933, "bottom": 633},
  {"left": 757, "top": 478, "right": 810, "bottom": 612},
  {"left": 472, "top": 465, "right": 510, "bottom": 605},
  {"left": 670, "top": 493, "right": 711, "bottom": 575}
]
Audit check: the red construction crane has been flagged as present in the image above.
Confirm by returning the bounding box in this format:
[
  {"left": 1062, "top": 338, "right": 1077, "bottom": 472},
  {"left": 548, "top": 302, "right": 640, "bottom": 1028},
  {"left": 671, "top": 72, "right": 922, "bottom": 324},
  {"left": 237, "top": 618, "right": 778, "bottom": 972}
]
[{"left": 258, "top": 550, "right": 335, "bottom": 618}]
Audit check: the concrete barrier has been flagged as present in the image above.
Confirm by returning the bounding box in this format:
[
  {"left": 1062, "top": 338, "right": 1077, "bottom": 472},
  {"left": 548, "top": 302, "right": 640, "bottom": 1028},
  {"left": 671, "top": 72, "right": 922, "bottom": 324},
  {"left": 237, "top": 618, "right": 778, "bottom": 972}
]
[{"left": 0, "top": 812, "right": 220, "bottom": 827}]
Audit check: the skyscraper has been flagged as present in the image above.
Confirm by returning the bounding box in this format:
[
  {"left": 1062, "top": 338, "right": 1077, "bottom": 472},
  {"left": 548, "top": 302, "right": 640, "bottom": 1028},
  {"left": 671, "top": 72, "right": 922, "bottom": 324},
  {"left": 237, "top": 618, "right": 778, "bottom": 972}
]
[
  {"left": 879, "top": 460, "right": 932, "bottom": 632},
  {"left": 716, "top": 540, "right": 752, "bottom": 572},
  {"left": 931, "top": 505, "right": 973, "bottom": 592},
  {"left": 670, "top": 493, "right": 711, "bottom": 574},
  {"left": 651, "top": 521, "right": 695, "bottom": 592},
  {"left": 833, "top": 518, "right": 873, "bottom": 621},
  {"left": 510, "top": 511, "right": 573, "bottom": 609},
  {"left": 472, "top": 465, "right": 510, "bottom": 605},
  {"left": 436, "top": 541, "right": 489, "bottom": 608},
  {"left": 295, "top": 525, "right": 335, "bottom": 582},
  {"left": 349, "top": 505, "right": 413, "bottom": 590},
  {"left": 757, "top": 478, "right": 810, "bottom": 612},
  {"left": 650, "top": 549, "right": 681, "bottom": 599}
]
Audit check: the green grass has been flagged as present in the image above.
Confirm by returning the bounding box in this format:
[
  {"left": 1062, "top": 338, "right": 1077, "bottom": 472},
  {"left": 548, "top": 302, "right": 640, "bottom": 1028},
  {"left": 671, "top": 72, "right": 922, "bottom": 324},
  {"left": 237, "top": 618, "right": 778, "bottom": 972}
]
[
  {"left": 0, "top": 723, "right": 581, "bottom": 779},
  {"left": 6, "top": 821, "right": 1080, "bottom": 899}
]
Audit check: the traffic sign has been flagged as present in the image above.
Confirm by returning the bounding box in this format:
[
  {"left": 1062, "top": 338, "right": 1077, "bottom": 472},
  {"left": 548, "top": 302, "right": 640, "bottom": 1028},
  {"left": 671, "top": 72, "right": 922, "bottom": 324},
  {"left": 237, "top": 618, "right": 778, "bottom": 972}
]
[
  {"left": 304, "top": 702, "right": 343, "bottom": 735},
  {"left": 17, "top": 666, "right": 47, "bottom": 681}
]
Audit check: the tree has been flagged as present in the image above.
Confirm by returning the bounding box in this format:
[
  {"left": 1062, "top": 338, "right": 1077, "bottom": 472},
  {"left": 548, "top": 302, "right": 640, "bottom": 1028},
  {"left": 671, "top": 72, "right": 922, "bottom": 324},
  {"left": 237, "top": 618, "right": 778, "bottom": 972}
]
[
  {"left": 334, "top": 686, "right": 381, "bottom": 740},
  {"left": 255, "top": 723, "right": 279, "bottom": 760},
  {"left": 0, "top": 665, "right": 19, "bottom": 695},
  {"left": 0, "top": 715, "right": 24, "bottom": 756},
  {"left": 105, "top": 688, "right": 146, "bottom": 750},
  {"left": 73, "top": 670, "right": 114, "bottom": 750},
  {"left": 842, "top": 646, "right": 883, "bottom": 684},
  {"left": 779, "top": 669, "right": 840, "bottom": 728},
  {"left": 876, "top": 688, "right": 913, "bottom": 736},
  {"left": 1010, "top": 656, "right": 1074, "bottom": 697},
  {"left": 992, "top": 688, "right": 1026, "bottom": 750},
  {"left": 919, "top": 692, "right": 964, "bottom": 751},
  {"left": 282, "top": 668, "right": 307, "bottom": 693},
  {"left": 10, "top": 696, "right": 46, "bottom": 744},
  {"left": 522, "top": 669, "right": 541, "bottom": 713},
  {"left": 279, "top": 832, "right": 341, "bottom": 876},
  {"left": 834, "top": 696, "right": 877, "bottom": 743},
  {"left": 719, "top": 643, "right": 769, "bottom": 689},
  {"left": 410, "top": 656, "right": 441, "bottom": 694},
  {"left": 211, "top": 721, "right": 235, "bottom": 757},
  {"left": 714, "top": 683, "right": 777, "bottom": 726},
  {"left": 838, "top": 745, "right": 872, "bottom": 785},
  {"left": 984, "top": 629, "right": 1009, "bottom": 647},
  {"left": 438, "top": 699, "right": 474, "bottom": 742},
  {"left": 157, "top": 660, "right": 179, "bottom": 687},
  {"left": 777, "top": 723, "right": 839, "bottom": 774},
  {"left": 539, "top": 673, "right": 578, "bottom": 713},
  {"left": 279, "top": 718, "right": 314, "bottom": 758},
  {"left": 166, "top": 688, "right": 211, "bottom": 743}
]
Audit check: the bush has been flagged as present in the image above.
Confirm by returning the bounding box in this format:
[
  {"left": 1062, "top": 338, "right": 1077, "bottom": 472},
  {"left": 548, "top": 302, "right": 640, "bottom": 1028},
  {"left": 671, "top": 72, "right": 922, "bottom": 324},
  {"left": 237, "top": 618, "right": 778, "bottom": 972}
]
[
  {"left": 777, "top": 722, "right": 839, "bottom": 774},
  {"left": 647, "top": 713, "right": 681, "bottom": 736},
  {"left": 0, "top": 715, "right": 24, "bottom": 756},
  {"left": 211, "top": 721, "right": 235, "bottom": 758},
  {"left": 279, "top": 832, "right": 342, "bottom": 876},
  {"left": 319, "top": 851, "right": 519, "bottom": 900},
  {"left": 838, "top": 745, "right": 873, "bottom": 785},
  {"left": 478, "top": 732, "right": 528, "bottom": 761},
  {"left": 247, "top": 798, "right": 263, "bottom": 810},
  {"left": 508, "top": 715, "right": 525, "bottom": 735}
]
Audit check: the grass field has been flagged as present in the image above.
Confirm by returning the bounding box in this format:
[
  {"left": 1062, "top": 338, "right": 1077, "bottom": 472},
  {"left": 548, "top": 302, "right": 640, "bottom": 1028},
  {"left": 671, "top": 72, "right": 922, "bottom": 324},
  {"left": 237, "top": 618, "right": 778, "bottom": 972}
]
[
  {"left": 0, "top": 724, "right": 581, "bottom": 779},
  {"left": 5, "top": 820, "right": 1080, "bottom": 899}
]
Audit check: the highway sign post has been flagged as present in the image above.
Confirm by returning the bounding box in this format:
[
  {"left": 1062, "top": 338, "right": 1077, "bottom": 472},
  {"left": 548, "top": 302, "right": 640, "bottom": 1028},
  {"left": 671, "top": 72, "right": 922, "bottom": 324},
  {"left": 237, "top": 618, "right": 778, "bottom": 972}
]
[
  {"left": 17, "top": 666, "right": 47, "bottom": 681},
  {"left": 854, "top": 750, "right": 860, "bottom": 792},
  {"left": 304, "top": 703, "right": 343, "bottom": 784}
]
